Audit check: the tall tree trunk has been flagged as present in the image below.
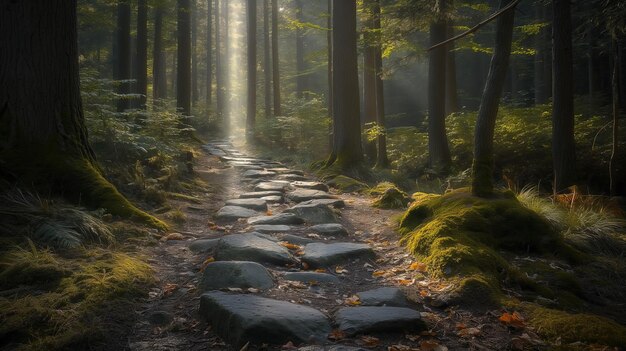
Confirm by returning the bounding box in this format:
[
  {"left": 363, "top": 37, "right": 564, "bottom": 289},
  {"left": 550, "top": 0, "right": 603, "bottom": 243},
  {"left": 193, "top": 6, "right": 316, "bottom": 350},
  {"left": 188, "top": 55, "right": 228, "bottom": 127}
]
[
  {"left": 362, "top": 0, "right": 377, "bottom": 161},
  {"left": 445, "top": 18, "right": 459, "bottom": 115},
  {"left": 153, "top": 6, "right": 168, "bottom": 100},
  {"left": 223, "top": 0, "right": 230, "bottom": 122},
  {"left": 271, "top": 0, "right": 282, "bottom": 116},
  {"left": 610, "top": 38, "right": 620, "bottom": 196},
  {"left": 428, "top": 1, "right": 452, "bottom": 174},
  {"left": 372, "top": 0, "right": 388, "bottom": 169},
  {"left": 192, "top": 0, "right": 199, "bottom": 106},
  {"left": 206, "top": 0, "right": 213, "bottom": 106},
  {"left": 215, "top": 0, "right": 225, "bottom": 121},
  {"left": 534, "top": 2, "right": 548, "bottom": 104},
  {"left": 328, "top": 0, "right": 362, "bottom": 167},
  {"left": 246, "top": 0, "right": 257, "bottom": 140},
  {"left": 177, "top": 0, "right": 192, "bottom": 117},
  {"left": 327, "top": 0, "right": 333, "bottom": 150},
  {"left": 0, "top": 0, "right": 164, "bottom": 229},
  {"left": 552, "top": 0, "right": 576, "bottom": 193},
  {"left": 136, "top": 0, "right": 148, "bottom": 109},
  {"left": 116, "top": 0, "right": 131, "bottom": 112},
  {"left": 295, "top": 0, "right": 306, "bottom": 98},
  {"left": 471, "top": 0, "right": 517, "bottom": 197},
  {"left": 263, "top": 0, "right": 272, "bottom": 118}
]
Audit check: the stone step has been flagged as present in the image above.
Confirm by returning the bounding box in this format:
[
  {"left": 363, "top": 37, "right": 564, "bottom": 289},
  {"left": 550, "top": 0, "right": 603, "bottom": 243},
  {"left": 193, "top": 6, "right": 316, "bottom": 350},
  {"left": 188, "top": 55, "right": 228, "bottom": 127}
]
[
  {"left": 216, "top": 206, "right": 261, "bottom": 221},
  {"left": 240, "top": 191, "right": 283, "bottom": 198},
  {"left": 248, "top": 213, "right": 305, "bottom": 225},
  {"left": 287, "top": 189, "right": 337, "bottom": 202},
  {"left": 199, "top": 292, "right": 331, "bottom": 347},
  {"left": 283, "top": 271, "right": 340, "bottom": 284},
  {"left": 255, "top": 181, "right": 290, "bottom": 192},
  {"left": 285, "top": 203, "right": 338, "bottom": 224},
  {"left": 310, "top": 223, "right": 348, "bottom": 236},
  {"left": 215, "top": 233, "right": 294, "bottom": 265},
  {"left": 334, "top": 306, "right": 426, "bottom": 336},
  {"left": 225, "top": 198, "right": 268, "bottom": 211},
  {"left": 200, "top": 261, "right": 275, "bottom": 291},
  {"left": 291, "top": 181, "right": 330, "bottom": 192},
  {"left": 251, "top": 224, "right": 292, "bottom": 233},
  {"left": 301, "top": 242, "right": 375, "bottom": 267},
  {"left": 189, "top": 238, "right": 220, "bottom": 253},
  {"left": 242, "top": 170, "right": 277, "bottom": 179},
  {"left": 356, "top": 287, "right": 408, "bottom": 307},
  {"left": 298, "top": 198, "right": 346, "bottom": 209}
]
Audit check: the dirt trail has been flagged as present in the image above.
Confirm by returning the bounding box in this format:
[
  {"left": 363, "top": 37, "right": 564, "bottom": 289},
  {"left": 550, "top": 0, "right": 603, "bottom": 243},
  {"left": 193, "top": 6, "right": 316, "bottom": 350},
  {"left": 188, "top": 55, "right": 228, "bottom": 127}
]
[{"left": 126, "top": 141, "right": 516, "bottom": 351}]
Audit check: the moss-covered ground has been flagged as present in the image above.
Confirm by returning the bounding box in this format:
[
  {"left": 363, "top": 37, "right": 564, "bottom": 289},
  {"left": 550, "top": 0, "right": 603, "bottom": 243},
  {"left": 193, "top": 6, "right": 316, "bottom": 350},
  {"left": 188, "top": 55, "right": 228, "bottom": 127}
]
[{"left": 398, "top": 188, "right": 626, "bottom": 348}]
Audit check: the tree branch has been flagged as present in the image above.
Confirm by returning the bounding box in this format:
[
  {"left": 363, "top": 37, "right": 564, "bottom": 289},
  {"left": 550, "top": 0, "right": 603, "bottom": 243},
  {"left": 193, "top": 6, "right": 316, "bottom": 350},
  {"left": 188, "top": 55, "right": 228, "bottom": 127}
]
[{"left": 427, "top": 0, "right": 522, "bottom": 52}]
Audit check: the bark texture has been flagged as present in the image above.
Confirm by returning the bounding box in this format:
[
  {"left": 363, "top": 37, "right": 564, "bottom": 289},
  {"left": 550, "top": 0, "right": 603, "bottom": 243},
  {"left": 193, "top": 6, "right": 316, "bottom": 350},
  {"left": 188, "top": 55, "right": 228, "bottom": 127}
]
[
  {"left": 116, "top": 0, "right": 131, "bottom": 112},
  {"left": 363, "top": 0, "right": 378, "bottom": 161},
  {"left": 263, "top": 0, "right": 272, "bottom": 118},
  {"left": 247, "top": 0, "right": 257, "bottom": 140},
  {"left": 136, "top": 0, "right": 148, "bottom": 109},
  {"left": 177, "top": 0, "right": 192, "bottom": 117},
  {"left": 271, "top": 0, "right": 282, "bottom": 116},
  {"left": 471, "top": 0, "right": 516, "bottom": 197},
  {"left": 153, "top": 5, "right": 168, "bottom": 100}
]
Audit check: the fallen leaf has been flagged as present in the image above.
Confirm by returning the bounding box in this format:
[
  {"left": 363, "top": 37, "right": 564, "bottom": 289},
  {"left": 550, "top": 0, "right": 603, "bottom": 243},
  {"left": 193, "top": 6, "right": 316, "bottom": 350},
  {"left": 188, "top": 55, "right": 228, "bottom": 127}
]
[
  {"left": 345, "top": 295, "right": 361, "bottom": 305},
  {"left": 405, "top": 334, "right": 420, "bottom": 341},
  {"left": 162, "top": 283, "right": 178, "bottom": 296},
  {"left": 335, "top": 266, "right": 349, "bottom": 274},
  {"left": 266, "top": 210, "right": 273, "bottom": 216},
  {"left": 457, "top": 327, "right": 481, "bottom": 338},
  {"left": 161, "top": 232, "right": 184, "bottom": 241},
  {"left": 302, "top": 262, "right": 310, "bottom": 270},
  {"left": 419, "top": 289, "right": 429, "bottom": 297},
  {"left": 315, "top": 268, "right": 326, "bottom": 273},
  {"left": 409, "top": 262, "right": 427, "bottom": 272},
  {"left": 499, "top": 311, "right": 525, "bottom": 329},
  {"left": 397, "top": 279, "right": 414, "bottom": 286},
  {"left": 247, "top": 288, "right": 259, "bottom": 293},
  {"left": 328, "top": 328, "right": 346, "bottom": 340},
  {"left": 227, "top": 287, "right": 243, "bottom": 292},
  {"left": 419, "top": 340, "right": 448, "bottom": 351},
  {"left": 359, "top": 335, "right": 380, "bottom": 347},
  {"left": 372, "top": 270, "right": 386, "bottom": 277},
  {"left": 455, "top": 323, "right": 466, "bottom": 330},
  {"left": 388, "top": 345, "right": 418, "bottom": 351},
  {"left": 200, "top": 256, "right": 216, "bottom": 272},
  {"left": 279, "top": 241, "right": 301, "bottom": 250}
]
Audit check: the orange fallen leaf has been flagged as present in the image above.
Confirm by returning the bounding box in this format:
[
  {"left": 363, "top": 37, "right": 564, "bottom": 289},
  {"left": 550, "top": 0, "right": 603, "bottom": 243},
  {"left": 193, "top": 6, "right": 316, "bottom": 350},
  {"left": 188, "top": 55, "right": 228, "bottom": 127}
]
[
  {"left": 419, "top": 289, "right": 429, "bottom": 297},
  {"left": 328, "top": 328, "right": 346, "bottom": 340},
  {"left": 301, "top": 262, "right": 310, "bottom": 270},
  {"left": 161, "top": 232, "right": 184, "bottom": 241},
  {"left": 419, "top": 340, "right": 448, "bottom": 351},
  {"left": 499, "top": 311, "right": 525, "bottom": 329},
  {"left": 315, "top": 268, "right": 326, "bottom": 273},
  {"left": 455, "top": 323, "right": 466, "bottom": 330},
  {"left": 408, "top": 262, "right": 427, "bottom": 272},
  {"left": 335, "top": 266, "right": 349, "bottom": 274},
  {"left": 457, "top": 327, "right": 481, "bottom": 337},
  {"left": 397, "top": 279, "right": 414, "bottom": 286},
  {"left": 200, "top": 256, "right": 216, "bottom": 272},
  {"left": 372, "top": 270, "right": 386, "bottom": 277},
  {"left": 294, "top": 250, "right": 305, "bottom": 256},
  {"left": 279, "top": 241, "right": 301, "bottom": 250},
  {"left": 345, "top": 295, "right": 361, "bottom": 305},
  {"left": 266, "top": 210, "right": 273, "bottom": 216},
  {"left": 162, "top": 283, "right": 178, "bottom": 296}
]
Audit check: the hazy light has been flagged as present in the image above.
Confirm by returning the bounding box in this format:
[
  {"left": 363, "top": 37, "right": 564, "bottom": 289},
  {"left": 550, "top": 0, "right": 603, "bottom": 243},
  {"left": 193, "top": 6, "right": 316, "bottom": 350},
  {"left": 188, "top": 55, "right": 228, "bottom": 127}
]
[{"left": 226, "top": 0, "right": 246, "bottom": 143}]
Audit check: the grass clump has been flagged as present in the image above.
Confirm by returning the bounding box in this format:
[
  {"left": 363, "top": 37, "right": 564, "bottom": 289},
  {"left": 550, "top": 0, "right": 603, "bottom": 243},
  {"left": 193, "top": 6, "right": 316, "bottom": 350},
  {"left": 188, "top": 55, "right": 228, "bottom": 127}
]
[
  {"left": 325, "top": 175, "right": 369, "bottom": 193},
  {"left": 369, "top": 182, "right": 411, "bottom": 209}
]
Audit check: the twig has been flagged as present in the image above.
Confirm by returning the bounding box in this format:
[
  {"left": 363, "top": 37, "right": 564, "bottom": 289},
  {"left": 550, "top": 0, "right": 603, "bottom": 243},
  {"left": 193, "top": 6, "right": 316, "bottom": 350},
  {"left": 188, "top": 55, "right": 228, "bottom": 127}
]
[{"left": 427, "top": 0, "right": 522, "bottom": 52}]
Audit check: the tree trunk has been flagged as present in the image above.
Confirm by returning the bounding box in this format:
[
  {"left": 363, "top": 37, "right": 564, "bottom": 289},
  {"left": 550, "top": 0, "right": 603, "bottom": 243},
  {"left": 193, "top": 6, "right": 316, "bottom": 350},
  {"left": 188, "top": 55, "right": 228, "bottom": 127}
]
[
  {"left": 192, "top": 0, "right": 199, "bottom": 106},
  {"left": 552, "top": 0, "right": 576, "bottom": 193},
  {"left": 327, "top": 0, "right": 333, "bottom": 150},
  {"left": 116, "top": 0, "right": 131, "bottom": 112},
  {"left": 177, "top": 0, "right": 192, "bottom": 117},
  {"left": 610, "top": 37, "right": 620, "bottom": 196},
  {"left": 445, "top": 18, "right": 459, "bottom": 115},
  {"left": 223, "top": 0, "right": 230, "bottom": 122},
  {"left": 153, "top": 6, "right": 168, "bottom": 100},
  {"left": 247, "top": 0, "right": 257, "bottom": 140},
  {"left": 0, "top": 0, "right": 164, "bottom": 229},
  {"left": 372, "top": 0, "right": 388, "bottom": 169},
  {"left": 295, "top": 0, "right": 306, "bottom": 98},
  {"left": 216, "top": 0, "right": 225, "bottom": 121},
  {"left": 362, "top": 0, "right": 377, "bottom": 161},
  {"left": 271, "top": 0, "right": 282, "bottom": 116},
  {"left": 329, "top": 0, "right": 362, "bottom": 167},
  {"left": 263, "top": 0, "right": 272, "bottom": 118},
  {"left": 428, "top": 1, "right": 452, "bottom": 174},
  {"left": 206, "top": 0, "right": 213, "bottom": 106},
  {"left": 471, "top": 0, "right": 517, "bottom": 197},
  {"left": 534, "top": 2, "right": 548, "bottom": 104},
  {"left": 136, "top": 0, "right": 148, "bottom": 109}
]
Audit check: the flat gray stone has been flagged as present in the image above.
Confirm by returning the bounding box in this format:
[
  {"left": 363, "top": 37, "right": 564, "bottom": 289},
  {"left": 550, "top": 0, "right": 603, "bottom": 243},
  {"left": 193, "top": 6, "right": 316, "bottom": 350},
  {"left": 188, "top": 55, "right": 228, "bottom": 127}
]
[
  {"left": 216, "top": 233, "right": 294, "bottom": 265},
  {"left": 248, "top": 213, "right": 305, "bottom": 225},
  {"left": 189, "top": 238, "right": 220, "bottom": 253},
  {"left": 287, "top": 189, "right": 336, "bottom": 202},
  {"left": 240, "top": 191, "right": 283, "bottom": 198},
  {"left": 268, "top": 168, "right": 305, "bottom": 176},
  {"left": 283, "top": 272, "right": 340, "bottom": 284},
  {"left": 285, "top": 203, "right": 338, "bottom": 224},
  {"left": 216, "top": 206, "right": 260, "bottom": 221},
  {"left": 242, "top": 170, "right": 277, "bottom": 178},
  {"left": 255, "top": 182, "right": 289, "bottom": 192},
  {"left": 261, "top": 195, "right": 284, "bottom": 203},
  {"left": 277, "top": 234, "right": 315, "bottom": 245},
  {"left": 200, "top": 261, "right": 274, "bottom": 290},
  {"left": 302, "top": 243, "right": 375, "bottom": 267},
  {"left": 298, "top": 346, "right": 368, "bottom": 351},
  {"left": 357, "top": 287, "right": 408, "bottom": 307},
  {"left": 299, "top": 198, "right": 346, "bottom": 209},
  {"left": 291, "top": 181, "right": 330, "bottom": 192},
  {"left": 225, "top": 198, "right": 268, "bottom": 211},
  {"left": 277, "top": 174, "right": 308, "bottom": 181},
  {"left": 220, "top": 156, "right": 260, "bottom": 162},
  {"left": 335, "top": 306, "right": 425, "bottom": 335},
  {"left": 199, "top": 292, "right": 331, "bottom": 347},
  {"left": 310, "top": 223, "right": 348, "bottom": 236},
  {"left": 252, "top": 224, "right": 292, "bottom": 233}
]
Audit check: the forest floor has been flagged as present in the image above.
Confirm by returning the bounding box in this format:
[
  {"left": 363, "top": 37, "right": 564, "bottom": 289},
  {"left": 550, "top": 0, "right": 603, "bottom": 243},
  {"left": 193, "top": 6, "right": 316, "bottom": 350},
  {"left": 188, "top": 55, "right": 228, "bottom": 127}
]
[{"left": 124, "top": 141, "right": 539, "bottom": 351}]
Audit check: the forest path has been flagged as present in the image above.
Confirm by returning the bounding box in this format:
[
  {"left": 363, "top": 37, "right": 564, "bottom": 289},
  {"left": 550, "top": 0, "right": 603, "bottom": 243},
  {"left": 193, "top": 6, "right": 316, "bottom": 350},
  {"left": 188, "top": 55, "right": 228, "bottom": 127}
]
[{"left": 126, "top": 141, "right": 512, "bottom": 351}]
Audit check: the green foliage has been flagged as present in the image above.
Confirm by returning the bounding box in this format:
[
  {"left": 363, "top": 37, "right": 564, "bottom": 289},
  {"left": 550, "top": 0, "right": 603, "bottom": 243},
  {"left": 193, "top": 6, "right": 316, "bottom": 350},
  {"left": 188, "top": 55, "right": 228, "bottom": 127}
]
[{"left": 369, "top": 182, "right": 411, "bottom": 209}]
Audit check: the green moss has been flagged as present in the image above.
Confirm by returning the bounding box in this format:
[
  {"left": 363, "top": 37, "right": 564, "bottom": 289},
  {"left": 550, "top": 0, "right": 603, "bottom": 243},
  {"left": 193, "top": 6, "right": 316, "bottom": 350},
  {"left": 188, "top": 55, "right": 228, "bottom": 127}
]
[
  {"left": 370, "top": 182, "right": 411, "bottom": 209},
  {"left": 167, "top": 192, "right": 202, "bottom": 204},
  {"left": 521, "top": 303, "right": 626, "bottom": 347},
  {"left": 326, "top": 175, "right": 369, "bottom": 193},
  {"left": 0, "top": 247, "right": 154, "bottom": 350},
  {"left": 2, "top": 147, "right": 167, "bottom": 231}
]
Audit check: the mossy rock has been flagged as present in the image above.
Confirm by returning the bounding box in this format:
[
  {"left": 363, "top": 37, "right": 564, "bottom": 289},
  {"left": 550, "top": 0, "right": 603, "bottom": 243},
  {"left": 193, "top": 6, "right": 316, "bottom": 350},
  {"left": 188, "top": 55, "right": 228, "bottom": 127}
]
[
  {"left": 326, "top": 175, "right": 369, "bottom": 193},
  {"left": 370, "top": 182, "right": 411, "bottom": 209},
  {"left": 521, "top": 303, "right": 626, "bottom": 347},
  {"left": 398, "top": 189, "right": 564, "bottom": 308}
]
